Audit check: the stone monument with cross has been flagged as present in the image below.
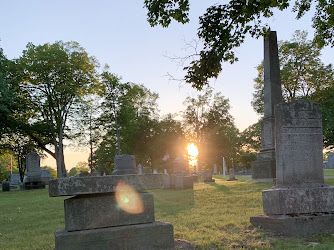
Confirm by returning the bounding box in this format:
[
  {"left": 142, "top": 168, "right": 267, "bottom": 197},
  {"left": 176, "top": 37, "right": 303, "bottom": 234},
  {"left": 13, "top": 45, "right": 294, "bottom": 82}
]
[
  {"left": 251, "top": 31, "right": 283, "bottom": 181},
  {"left": 250, "top": 100, "right": 334, "bottom": 236}
]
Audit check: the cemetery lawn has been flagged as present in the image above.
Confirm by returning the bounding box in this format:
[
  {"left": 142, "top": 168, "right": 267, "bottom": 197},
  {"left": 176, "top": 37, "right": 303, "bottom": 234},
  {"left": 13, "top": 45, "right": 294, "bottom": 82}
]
[
  {"left": 0, "top": 177, "right": 333, "bottom": 250},
  {"left": 324, "top": 169, "right": 334, "bottom": 176}
]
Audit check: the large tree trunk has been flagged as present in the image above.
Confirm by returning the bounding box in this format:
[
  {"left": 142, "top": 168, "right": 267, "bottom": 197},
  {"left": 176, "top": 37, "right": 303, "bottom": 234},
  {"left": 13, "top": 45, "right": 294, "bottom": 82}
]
[{"left": 56, "top": 127, "right": 67, "bottom": 178}]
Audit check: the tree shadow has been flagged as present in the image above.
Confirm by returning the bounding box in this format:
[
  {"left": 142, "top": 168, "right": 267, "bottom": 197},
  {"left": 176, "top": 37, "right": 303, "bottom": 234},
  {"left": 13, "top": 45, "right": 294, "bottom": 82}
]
[
  {"left": 151, "top": 189, "right": 194, "bottom": 217},
  {"left": 206, "top": 182, "right": 231, "bottom": 193}
]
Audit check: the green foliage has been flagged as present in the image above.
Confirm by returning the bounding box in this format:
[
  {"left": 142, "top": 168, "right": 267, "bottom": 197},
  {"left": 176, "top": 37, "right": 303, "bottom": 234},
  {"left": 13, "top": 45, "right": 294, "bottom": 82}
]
[
  {"left": 17, "top": 41, "right": 99, "bottom": 177},
  {"left": 0, "top": 151, "right": 18, "bottom": 181},
  {"left": 183, "top": 87, "right": 239, "bottom": 168},
  {"left": 67, "top": 167, "right": 78, "bottom": 177},
  {"left": 145, "top": 1, "right": 334, "bottom": 89},
  {"left": 239, "top": 121, "right": 261, "bottom": 152}
]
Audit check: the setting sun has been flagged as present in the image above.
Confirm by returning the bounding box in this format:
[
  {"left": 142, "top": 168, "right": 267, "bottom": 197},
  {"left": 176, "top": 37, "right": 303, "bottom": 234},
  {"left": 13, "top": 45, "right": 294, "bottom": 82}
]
[{"left": 187, "top": 143, "right": 199, "bottom": 167}]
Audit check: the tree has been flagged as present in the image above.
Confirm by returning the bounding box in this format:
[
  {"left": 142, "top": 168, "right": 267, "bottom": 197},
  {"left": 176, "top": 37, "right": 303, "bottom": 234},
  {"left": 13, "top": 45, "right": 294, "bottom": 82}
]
[
  {"left": 95, "top": 71, "right": 160, "bottom": 173},
  {"left": 145, "top": 0, "right": 334, "bottom": 89},
  {"left": 17, "top": 41, "right": 99, "bottom": 178},
  {"left": 183, "top": 87, "right": 239, "bottom": 169}
]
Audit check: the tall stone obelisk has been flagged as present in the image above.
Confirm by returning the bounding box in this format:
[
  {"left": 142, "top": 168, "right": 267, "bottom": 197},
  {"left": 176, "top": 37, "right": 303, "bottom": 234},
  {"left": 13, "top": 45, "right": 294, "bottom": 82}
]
[{"left": 251, "top": 31, "right": 283, "bottom": 180}]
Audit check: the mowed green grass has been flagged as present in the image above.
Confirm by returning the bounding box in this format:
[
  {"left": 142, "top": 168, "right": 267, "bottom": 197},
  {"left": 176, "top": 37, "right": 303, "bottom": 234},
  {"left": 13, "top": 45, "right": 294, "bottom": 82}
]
[
  {"left": 324, "top": 169, "right": 334, "bottom": 176},
  {"left": 1, "top": 177, "right": 334, "bottom": 250}
]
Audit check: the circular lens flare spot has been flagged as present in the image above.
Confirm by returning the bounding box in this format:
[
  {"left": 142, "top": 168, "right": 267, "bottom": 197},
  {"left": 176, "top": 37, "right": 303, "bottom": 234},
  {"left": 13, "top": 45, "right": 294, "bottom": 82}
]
[{"left": 115, "top": 181, "right": 144, "bottom": 214}]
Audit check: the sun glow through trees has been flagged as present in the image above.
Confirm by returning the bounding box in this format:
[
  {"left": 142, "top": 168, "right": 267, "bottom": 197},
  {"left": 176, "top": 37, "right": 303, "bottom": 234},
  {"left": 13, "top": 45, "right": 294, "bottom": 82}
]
[{"left": 187, "top": 143, "right": 198, "bottom": 167}]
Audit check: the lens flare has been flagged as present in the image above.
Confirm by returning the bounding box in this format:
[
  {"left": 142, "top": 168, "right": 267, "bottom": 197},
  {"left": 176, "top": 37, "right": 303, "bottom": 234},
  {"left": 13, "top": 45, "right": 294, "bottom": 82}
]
[
  {"left": 187, "top": 143, "right": 198, "bottom": 166},
  {"left": 115, "top": 181, "right": 144, "bottom": 214}
]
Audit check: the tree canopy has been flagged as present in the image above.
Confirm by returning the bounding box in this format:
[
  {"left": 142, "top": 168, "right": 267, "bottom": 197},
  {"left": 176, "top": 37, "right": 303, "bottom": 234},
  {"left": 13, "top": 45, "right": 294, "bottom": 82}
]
[{"left": 145, "top": 0, "right": 334, "bottom": 89}]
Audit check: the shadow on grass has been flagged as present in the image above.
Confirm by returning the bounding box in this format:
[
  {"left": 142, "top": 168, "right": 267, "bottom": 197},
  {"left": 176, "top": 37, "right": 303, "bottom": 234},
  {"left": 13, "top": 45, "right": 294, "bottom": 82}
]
[
  {"left": 206, "top": 182, "right": 231, "bottom": 193},
  {"left": 151, "top": 189, "right": 194, "bottom": 217}
]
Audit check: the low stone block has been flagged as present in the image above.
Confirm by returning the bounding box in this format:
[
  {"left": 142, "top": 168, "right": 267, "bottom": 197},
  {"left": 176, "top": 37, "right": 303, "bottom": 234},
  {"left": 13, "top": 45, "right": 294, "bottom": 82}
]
[
  {"left": 175, "top": 176, "right": 193, "bottom": 190},
  {"left": 262, "top": 186, "right": 334, "bottom": 214},
  {"left": 49, "top": 174, "right": 163, "bottom": 197},
  {"left": 251, "top": 159, "right": 276, "bottom": 179},
  {"left": 2, "top": 181, "right": 10, "bottom": 191},
  {"left": 191, "top": 175, "right": 199, "bottom": 183},
  {"left": 163, "top": 175, "right": 170, "bottom": 189},
  {"left": 55, "top": 221, "right": 174, "bottom": 250},
  {"left": 65, "top": 192, "right": 155, "bottom": 231},
  {"left": 250, "top": 213, "right": 334, "bottom": 237}
]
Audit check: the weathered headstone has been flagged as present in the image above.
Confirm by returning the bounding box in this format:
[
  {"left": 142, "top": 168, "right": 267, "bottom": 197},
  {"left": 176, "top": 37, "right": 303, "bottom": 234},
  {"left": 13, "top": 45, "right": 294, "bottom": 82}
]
[
  {"left": 49, "top": 174, "right": 174, "bottom": 249},
  {"left": 251, "top": 31, "right": 283, "bottom": 180},
  {"left": 2, "top": 181, "right": 10, "bottom": 191},
  {"left": 250, "top": 100, "right": 334, "bottom": 237},
  {"left": 164, "top": 169, "right": 168, "bottom": 175},
  {"left": 23, "top": 152, "right": 45, "bottom": 189},
  {"left": 213, "top": 164, "right": 218, "bottom": 175},
  {"left": 227, "top": 168, "right": 237, "bottom": 181},
  {"left": 10, "top": 174, "right": 21, "bottom": 185},
  {"left": 173, "top": 156, "right": 187, "bottom": 174},
  {"left": 153, "top": 169, "right": 158, "bottom": 174},
  {"left": 327, "top": 152, "right": 334, "bottom": 169},
  {"left": 137, "top": 164, "right": 143, "bottom": 175},
  {"left": 112, "top": 155, "right": 138, "bottom": 175},
  {"left": 202, "top": 169, "right": 215, "bottom": 183},
  {"left": 40, "top": 169, "right": 51, "bottom": 184}
]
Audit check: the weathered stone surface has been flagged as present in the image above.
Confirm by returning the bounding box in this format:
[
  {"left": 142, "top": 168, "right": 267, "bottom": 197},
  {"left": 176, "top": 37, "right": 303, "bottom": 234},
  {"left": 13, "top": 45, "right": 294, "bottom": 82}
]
[
  {"left": 170, "top": 175, "right": 193, "bottom": 190},
  {"left": 10, "top": 174, "right": 21, "bottom": 185},
  {"left": 328, "top": 153, "right": 334, "bottom": 169},
  {"left": 250, "top": 213, "right": 334, "bottom": 237},
  {"left": 213, "top": 164, "right": 218, "bottom": 175},
  {"left": 2, "top": 181, "right": 10, "bottom": 191},
  {"left": 65, "top": 192, "right": 155, "bottom": 231},
  {"left": 49, "top": 174, "right": 164, "bottom": 197},
  {"left": 112, "top": 155, "right": 137, "bottom": 175},
  {"left": 263, "top": 186, "right": 334, "bottom": 214},
  {"left": 251, "top": 31, "right": 283, "bottom": 180},
  {"left": 191, "top": 175, "right": 199, "bottom": 183},
  {"left": 173, "top": 157, "right": 187, "bottom": 174},
  {"left": 227, "top": 168, "right": 237, "bottom": 181},
  {"left": 55, "top": 221, "right": 174, "bottom": 250},
  {"left": 41, "top": 169, "right": 51, "bottom": 184},
  {"left": 162, "top": 174, "right": 170, "bottom": 189},
  {"left": 275, "top": 100, "right": 324, "bottom": 187},
  {"left": 23, "top": 152, "right": 44, "bottom": 187}
]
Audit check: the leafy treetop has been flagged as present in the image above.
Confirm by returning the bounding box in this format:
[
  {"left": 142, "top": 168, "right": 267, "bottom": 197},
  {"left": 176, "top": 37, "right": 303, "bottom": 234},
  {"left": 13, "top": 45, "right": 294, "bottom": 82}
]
[{"left": 144, "top": 0, "right": 334, "bottom": 89}]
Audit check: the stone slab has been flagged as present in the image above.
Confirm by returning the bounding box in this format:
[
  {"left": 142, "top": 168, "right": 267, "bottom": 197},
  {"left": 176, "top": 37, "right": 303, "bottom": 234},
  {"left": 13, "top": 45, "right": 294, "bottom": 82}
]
[
  {"left": 170, "top": 175, "right": 193, "bottom": 190},
  {"left": 49, "top": 174, "right": 163, "bottom": 197},
  {"left": 65, "top": 192, "right": 155, "bottom": 232},
  {"left": 162, "top": 175, "right": 170, "bottom": 189},
  {"left": 112, "top": 155, "right": 137, "bottom": 175},
  {"left": 2, "top": 181, "right": 10, "bottom": 191},
  {"left": 262, "top": 186, "right": 334, "bottom": 214},
  {"left": 55, "top": 221, "right": 174, "bottom": 250},
  {"left": 275, "top": 100, "right": 324, "bottom": 186},
  {"left": 250, "top": 213, "right": 334, "bottom": 237},
  {"left": 251, "top": 158, "right": 276, "bottom": 179}
]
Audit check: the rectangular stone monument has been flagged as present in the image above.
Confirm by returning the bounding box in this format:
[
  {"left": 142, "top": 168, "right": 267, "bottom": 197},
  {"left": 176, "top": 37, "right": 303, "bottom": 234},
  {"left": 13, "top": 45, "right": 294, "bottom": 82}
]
[
  {"left": 223, "top": 157, "right": 226, "bottom": 177},
  {"left": 41, "top": 169, "right": 51, "bottom": 184},
  {"left": 213, "top": 164, "right": 218, "bottom": 175},
  {"left": 202, "top": 169, "right": 215, "bottom": 183},
  {"left": 23, "top": 152, "right": 45, "bottom": 189},
  {"left": 327, "top": 152, "right": 334, "bottom": 169},
  {"left": 250, "top": 100, "right": 334, "bottom": 237},
  {"left": 251, "top": 31, "right": 283, "bottom": 180},
  {"left": 50, "top": 174, "right": 174, "bottom": 249},
  {"left": 227, "top": 168, "right": 237, "bottom": 181}
]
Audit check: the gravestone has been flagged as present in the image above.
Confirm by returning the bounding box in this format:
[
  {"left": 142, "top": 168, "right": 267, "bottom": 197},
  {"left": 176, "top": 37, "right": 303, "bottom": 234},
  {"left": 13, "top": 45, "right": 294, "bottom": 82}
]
[
  {"left": 213, "top": 164, "right": 218, "bottom": 175},
  {"left": 41, "top": 169, "right": 51, "bottom": 184},
  {"left": 23, "top": 152, "right": 45, "bottom": 189},
  {"left": 153, "top": 169, "right": 158, "bottom": 174},
  {"left": 251, "top": 31, "right": 283, "bottom": 180},
  {"left": 10, "top": 174, "right": 21, "bottom": 190},
  {"left": 112, "top": 155, "right": 138, "bottom": 175},
  {"left": 223, "top": 157, "right": 226, "bottom": 177},
  {"left": 137, "top": 164, "right": 143, "bottom": 175},
  {"left": 202, "top": 169, "right": 215, "bottom": 183},
  {"left": 2, "top": 181, "right": 10, "bottom": 191},
  {"left": 227, "top": 168, "right": 237, "bottom": 181},
  {"left": 164, "top": 169, "right": 168, "bottom": 175},
  {"left": 250, "top": 100, "right": 334, "bottom": 237},
  {"left": 327, "top": 153, "right": 334, "bottom": 169},
  {"left": 173, "top": 156, "right": 187, "bottom": 174},
  {"left": 49, "top": 174, "right": 174, "bottom": 249}
]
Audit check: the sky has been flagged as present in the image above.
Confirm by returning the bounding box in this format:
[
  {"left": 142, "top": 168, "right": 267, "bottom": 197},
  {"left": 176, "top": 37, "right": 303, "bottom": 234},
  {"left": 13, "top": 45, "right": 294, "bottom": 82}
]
[{"left": 1, "top": 1, "right": 333, "bottom": 169}]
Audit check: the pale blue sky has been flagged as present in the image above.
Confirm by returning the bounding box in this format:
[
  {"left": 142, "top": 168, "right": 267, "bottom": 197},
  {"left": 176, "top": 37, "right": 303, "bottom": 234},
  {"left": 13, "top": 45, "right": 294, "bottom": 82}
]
[{"left": 1, "top": 1, "right": 333, "bottom": 168}]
